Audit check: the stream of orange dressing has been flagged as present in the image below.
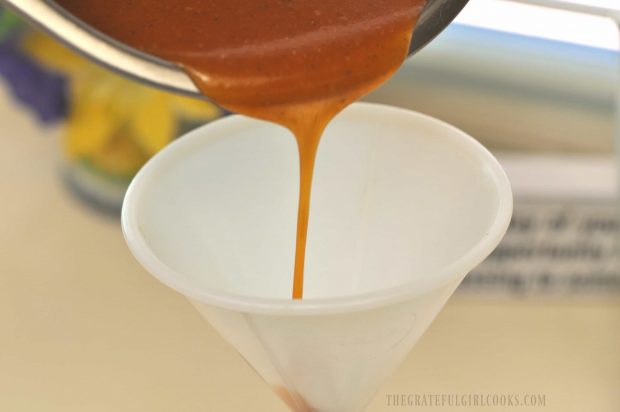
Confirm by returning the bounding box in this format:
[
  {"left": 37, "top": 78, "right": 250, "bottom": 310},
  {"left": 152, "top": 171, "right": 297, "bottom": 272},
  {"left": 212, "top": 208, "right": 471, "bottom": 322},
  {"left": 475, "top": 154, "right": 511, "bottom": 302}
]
[{"left": 56, "top": 0, "right": 427, "bottom": 299}]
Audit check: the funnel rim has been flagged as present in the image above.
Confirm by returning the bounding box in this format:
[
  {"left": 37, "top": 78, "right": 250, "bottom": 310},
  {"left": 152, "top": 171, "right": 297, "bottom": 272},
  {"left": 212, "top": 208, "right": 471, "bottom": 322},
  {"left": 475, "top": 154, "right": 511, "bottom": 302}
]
[{"left": 122, "top": 102, "right": 512, "bottom": 316}]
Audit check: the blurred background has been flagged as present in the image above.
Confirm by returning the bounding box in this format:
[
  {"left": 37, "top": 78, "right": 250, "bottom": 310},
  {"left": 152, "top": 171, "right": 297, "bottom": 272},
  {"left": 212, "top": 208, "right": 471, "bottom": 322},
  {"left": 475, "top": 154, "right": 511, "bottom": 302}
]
[{"left": 0, "top": 0, "right": 619, "bottom": 411}]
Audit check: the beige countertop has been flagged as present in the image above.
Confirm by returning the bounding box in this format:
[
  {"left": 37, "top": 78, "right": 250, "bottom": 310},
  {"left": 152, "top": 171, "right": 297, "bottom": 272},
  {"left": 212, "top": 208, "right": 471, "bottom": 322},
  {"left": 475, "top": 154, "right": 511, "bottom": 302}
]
[{"left": 1, "top": 92, "right": 619, "bottom": 411}]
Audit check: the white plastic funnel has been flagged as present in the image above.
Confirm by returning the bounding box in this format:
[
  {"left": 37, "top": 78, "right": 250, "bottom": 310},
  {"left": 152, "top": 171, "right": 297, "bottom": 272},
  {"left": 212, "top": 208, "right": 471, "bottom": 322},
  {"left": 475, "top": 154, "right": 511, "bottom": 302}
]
[{"left": 122, "top": 103, "right": 512, "bottom": 412}]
